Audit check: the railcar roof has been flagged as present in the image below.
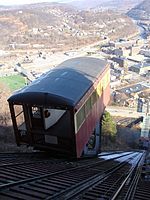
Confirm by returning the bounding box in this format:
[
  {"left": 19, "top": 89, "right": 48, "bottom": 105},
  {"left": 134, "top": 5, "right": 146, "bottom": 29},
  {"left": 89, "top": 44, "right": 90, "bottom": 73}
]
[{"left": 8, "top": 57, "right": 107, "bottom": 107}]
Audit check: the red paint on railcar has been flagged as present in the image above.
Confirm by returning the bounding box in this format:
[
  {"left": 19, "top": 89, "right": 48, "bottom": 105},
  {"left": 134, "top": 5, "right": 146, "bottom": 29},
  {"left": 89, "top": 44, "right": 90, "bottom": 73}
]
[{"left": 76, "top": 83, "right": 110, "bottom": 157}]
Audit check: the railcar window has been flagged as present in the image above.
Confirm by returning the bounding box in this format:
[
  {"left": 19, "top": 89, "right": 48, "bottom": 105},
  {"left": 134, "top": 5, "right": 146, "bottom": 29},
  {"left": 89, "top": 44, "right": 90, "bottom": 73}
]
[
  {"left": 31, "top": 107, "right": 42, "bottom": 118},
  {"left": 102, "top": 74, "right": 107, "bottom": 89},
  {"left": 76, "top": 105, "right": 85, "bottom": 131},
  {"left": 43, "top": 108, "right": 66, "bottom": 130},
  {"left": 91, "top": 90, "right": 98, "bottom": 105},
  {"left": 85, "top": 97, "right": 92, "bottom": 116},
  {"left": 106, "top": 71, "right": 110, "bottom": 83},
  {"left": 30, "top": 106, "right": 44, "bottom": 129},
  {"left": 97, "top": 82, "right": 102, "bottom": 96},
  {"left": 75, "top": 89, "right": 99, "bottom": 132},
  {"left": 14, "top": 105, "right": 26, "bottom": 130}
]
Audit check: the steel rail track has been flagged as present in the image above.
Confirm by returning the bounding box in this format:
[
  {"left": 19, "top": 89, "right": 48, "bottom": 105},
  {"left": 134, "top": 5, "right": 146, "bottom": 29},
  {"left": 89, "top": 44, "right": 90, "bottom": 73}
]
[
  {"left": 52, "top": 152, "right": 144, "bottom": 200},
  {"left": 0, "top": 152, "right": 58, "bottom": 166},
  {"left": 131, "top": 151, "right": 150, "bottom": 200},
  {"left": 111, "top": 151, "right": 145, "bottom": 200},
  {"left": 0, "top": 152, "right": 133, "bottom": 188},
  {"left": 133, "top": 179, "right": 150, "bottom": 200},
  {"left": 0, "top": 152, "right": 139, "bottom": 200},
  {"left": 0, "top": 160, "right": 73, "bottom": 186},
  {"left": 0, "top": 151, "right": 116, "bottom": 167},
  {"left": 115, "top": 151, "right": 146, "bottom": 200},
  {"left": 71, "top": 151, "right": 146, "bottom": 200}
]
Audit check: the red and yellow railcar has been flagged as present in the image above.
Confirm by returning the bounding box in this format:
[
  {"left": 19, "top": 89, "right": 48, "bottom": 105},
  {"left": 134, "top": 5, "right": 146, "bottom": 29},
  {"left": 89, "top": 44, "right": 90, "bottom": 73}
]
[{"left": 8, "top": 57, "right": 110, "bottom": 158}]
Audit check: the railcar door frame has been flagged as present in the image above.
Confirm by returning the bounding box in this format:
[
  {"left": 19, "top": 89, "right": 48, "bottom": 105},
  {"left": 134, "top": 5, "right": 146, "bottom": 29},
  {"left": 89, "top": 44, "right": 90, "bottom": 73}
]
[{"left": 8, "top": 102, "right": 33, "bottom": 145}]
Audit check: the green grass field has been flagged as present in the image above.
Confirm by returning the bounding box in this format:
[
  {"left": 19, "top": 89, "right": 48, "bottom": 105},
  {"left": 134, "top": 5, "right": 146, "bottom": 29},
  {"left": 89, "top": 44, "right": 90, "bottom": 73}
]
[{"left": 0, "top": 75, "right": 26, "bottom": 91}]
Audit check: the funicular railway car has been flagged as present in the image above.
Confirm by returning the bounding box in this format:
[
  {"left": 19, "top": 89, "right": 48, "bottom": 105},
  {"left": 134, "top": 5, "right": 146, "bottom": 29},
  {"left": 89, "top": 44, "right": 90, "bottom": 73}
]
[{"left": 8, "top": 57, "right": 110, "bottom": 158}]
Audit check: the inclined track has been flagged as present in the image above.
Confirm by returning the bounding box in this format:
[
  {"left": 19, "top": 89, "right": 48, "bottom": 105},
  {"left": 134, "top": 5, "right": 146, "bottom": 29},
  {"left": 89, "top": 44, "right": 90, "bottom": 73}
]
[{"left": 0, "top": 151, "right": 145, "bottom": 200}]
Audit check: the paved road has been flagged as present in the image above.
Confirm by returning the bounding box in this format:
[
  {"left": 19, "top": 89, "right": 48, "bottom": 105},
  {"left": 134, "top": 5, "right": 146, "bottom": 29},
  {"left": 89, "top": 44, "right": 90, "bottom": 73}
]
[{"left": 106, "top": 106, "right": 144, "bottom": 118}]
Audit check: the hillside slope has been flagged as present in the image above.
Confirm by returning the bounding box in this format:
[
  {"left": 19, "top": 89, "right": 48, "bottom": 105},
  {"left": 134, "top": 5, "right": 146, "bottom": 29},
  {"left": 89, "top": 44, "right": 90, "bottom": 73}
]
[
  {"left": 0, "top": 3, "right": 138, "bottom": 51},
  {"left": 128, "top": 0, "right": 150, "bottom": 20}
]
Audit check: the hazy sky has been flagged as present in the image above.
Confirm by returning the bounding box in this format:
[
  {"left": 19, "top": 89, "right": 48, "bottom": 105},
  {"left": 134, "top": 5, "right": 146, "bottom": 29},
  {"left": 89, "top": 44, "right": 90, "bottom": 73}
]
[{"left": 0, "top": 0, "right": 74, "bottom": 6}]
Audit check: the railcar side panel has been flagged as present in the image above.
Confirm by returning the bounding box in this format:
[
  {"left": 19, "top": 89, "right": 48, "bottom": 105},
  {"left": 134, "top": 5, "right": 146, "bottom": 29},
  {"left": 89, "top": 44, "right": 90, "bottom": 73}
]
[
  {"left": 75, "top": 97, "right": 104, "bottom": 157},
  {"left": 75, "top": 68, "right": 110, "bottom": 157},
  {"left": 75, "top": 86, "right": 110, "bottom": 157}
]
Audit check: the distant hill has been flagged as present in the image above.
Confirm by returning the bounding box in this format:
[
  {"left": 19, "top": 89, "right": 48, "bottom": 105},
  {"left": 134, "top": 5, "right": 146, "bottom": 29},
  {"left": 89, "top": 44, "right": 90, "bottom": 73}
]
[
  {"left": 0, "top": 2, "right": 138, "bottom": 51},
  {"left": 69, "top": 0, "right": 143, "bottom": 12},
  {"left": 128, "top": 0, "right": 150, "bottom": 20},
  {"left": 0, "top": 0, "right": 144, "bottom": 12}
]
